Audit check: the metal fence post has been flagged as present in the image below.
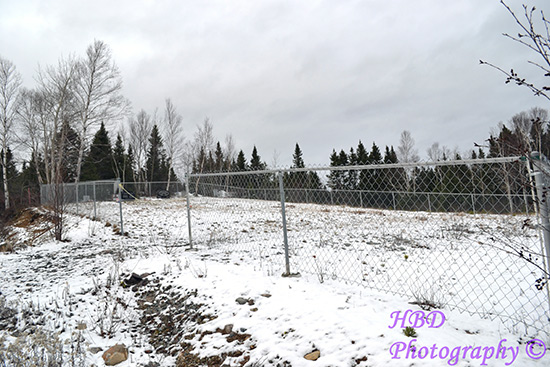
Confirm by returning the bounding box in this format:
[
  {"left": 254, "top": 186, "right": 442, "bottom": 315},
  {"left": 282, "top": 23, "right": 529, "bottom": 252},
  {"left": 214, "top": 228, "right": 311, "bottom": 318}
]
[
  {"left": 117, "top": 178, "right": 124, "bottom": 235},
  {"left": 278, "top": 172, "right": 291, "bottom": 276},
  {"left": 75, "top": 183, "right": 79, "bottom": 216},
  {"left": 185, "top": 174, "right": 193, "bottom": 249},
  {"left": 531, "top": 152, "right": 550, "bottom": 276},
  {"left": 93, "top": 181, "right": 97, "bottom": 220}
]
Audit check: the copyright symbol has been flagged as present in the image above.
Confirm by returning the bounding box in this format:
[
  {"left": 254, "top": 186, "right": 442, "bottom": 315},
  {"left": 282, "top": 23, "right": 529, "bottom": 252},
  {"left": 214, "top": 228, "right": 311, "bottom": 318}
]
[{"left": 525, "top": 339, "right": 546, "bottom": 360}]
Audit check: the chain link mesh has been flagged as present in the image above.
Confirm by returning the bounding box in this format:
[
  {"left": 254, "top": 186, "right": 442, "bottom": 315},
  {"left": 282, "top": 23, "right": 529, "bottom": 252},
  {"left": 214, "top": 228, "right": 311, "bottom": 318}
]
[
  {"left": 188, "top": 157, "right": 549, "bottom": 339},
  {"left": 40, "top": 157, "right": 550, "bottom": 339}
]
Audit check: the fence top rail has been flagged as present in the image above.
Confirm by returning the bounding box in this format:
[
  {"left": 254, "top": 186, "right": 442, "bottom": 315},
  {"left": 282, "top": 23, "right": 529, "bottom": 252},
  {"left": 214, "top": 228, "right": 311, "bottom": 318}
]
[{"left": 187, "top": 156, "right": 523, "bottom": 178}]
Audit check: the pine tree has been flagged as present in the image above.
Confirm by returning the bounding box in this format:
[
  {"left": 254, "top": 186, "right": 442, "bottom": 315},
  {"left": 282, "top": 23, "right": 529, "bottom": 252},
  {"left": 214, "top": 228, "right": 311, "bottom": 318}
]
[{"left": 80, "top": 122, "right": 114, "bottom": 181}]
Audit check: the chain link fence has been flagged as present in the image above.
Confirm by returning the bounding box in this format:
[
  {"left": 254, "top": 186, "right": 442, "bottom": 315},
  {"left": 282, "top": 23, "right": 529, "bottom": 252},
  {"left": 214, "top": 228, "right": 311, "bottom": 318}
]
[{"left": 41, "top": 156, "right": 550, "bottom": 339}]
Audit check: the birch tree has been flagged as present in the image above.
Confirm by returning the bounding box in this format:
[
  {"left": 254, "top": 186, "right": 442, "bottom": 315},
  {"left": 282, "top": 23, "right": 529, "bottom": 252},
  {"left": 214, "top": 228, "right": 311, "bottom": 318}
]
[
  {"left": 397, "top": 130, "right": 419, "bottom": 191},
  {"left": 0, "top": 56, "right": 22, "bottom": 210},
  {"left": 36, "top": 56, "right": 79, "bottom": 186},
  {"left": 16, "top": 88, "right": 45, "bottom": 185},
  {"left": 129, "top": 110, "right": 152, "bottom": 183},
  {"left": 73, "top": 40, "right": 128, "bottom": 183},
  {"left": 193, "top": 118, "right": 214, "bottom": 194},
  {"left": 162, "top": 98, "right": 184, "bottom": 189}
]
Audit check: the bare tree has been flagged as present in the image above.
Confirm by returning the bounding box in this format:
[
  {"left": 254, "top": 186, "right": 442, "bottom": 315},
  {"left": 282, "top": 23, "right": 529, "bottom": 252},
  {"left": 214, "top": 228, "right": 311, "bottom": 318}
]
[
  {"left": 16, "top": 88, "right": 45, "bottom": 185},
  {"left": 128, "top": 110, "right": 152, "bottom": 184},
  {"left": 427, "top": 142, "right": 452, "bottom": 162},
  {"left": 223, "top": 134, "right": 237, "bottom": 191},
  {"left": 397, "top": 130, "right": 419, "bottom": 191},
  {"left": 528, "top": 107, "right": 548, "bottom": 154},
  {"left": 0, "top": 56, "right": 22, "bottom": 210},
  {"left": 192, "top": 118, "right": 215, "bottom": 194},
  {"left": 35, "top": 56, "right": 79, "bottom": 240},
  {"left": 162, "top": 98, "right": 184, "bottom": 190},
  {"left": 223, "top": 134, "right": 236, "bottom": 171},
  {"left": 481, "top": 1, "right": 550, "bottom": 101},
  {"left": 397, "top": 130, "right": 420, "bottom": 163},
  {"left": 73, "top": 40, "right": 128, "bottom": 183}
]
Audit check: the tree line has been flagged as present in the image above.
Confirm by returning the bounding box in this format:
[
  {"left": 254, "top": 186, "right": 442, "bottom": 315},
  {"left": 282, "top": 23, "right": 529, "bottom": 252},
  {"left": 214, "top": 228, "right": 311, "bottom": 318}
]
[{"left": 1, "top": 39, "right": 549, "bottom": 215}]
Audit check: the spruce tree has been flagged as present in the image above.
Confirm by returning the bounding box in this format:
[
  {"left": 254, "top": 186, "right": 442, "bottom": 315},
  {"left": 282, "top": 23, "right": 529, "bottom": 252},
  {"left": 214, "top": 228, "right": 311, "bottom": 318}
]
[
  {"left": 80, "top": 122, "right": 113, "bottom": 181},
  {"left": 145, "top": 124, "right": 167, "bottom": 182},
  {"left": 356, "top": 141, "right": 370, "bottom": 190},
  {"left": 250, "top": 146, "right": 266, "bottom": 171},
  {"left": 346, "top": 147, "right": 358, "bottom": 190},
  {"left": 214, "top": 142, "right": 224, "bottom": 171},
  {"left": 127, "top": 145, "right": 136, "bottom": 183},
  {"left": 292, "top": 143, "right": 305, "bottom": 168},
  {"left": 58, "top": 120, "right": 82, "bottom": 182},
  {"left": 112, "top": 134, "right": 125, "bottom": 180},
  {"left": 236, "top": 150, "right": 247, "bottom": 171}
]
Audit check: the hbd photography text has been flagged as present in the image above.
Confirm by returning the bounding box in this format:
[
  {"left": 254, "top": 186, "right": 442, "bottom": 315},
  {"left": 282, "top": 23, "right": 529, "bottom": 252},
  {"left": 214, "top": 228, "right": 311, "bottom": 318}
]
[{"left": 388, "top": 309, "right": 546, "bottom": 366}]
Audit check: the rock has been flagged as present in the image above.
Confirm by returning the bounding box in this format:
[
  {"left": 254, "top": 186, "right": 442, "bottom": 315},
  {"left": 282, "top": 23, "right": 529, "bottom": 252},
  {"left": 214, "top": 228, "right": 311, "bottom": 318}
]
[
  {"left": 89, "top": 347, "right": 102, "bottom": 354},
  {"left": 102, "top": 344, "right": 128, "bottom": 366},
  {"left": 304, "top": 350, "right": 320, "bottom": 361},
  {"left": 260, "top": 293, "right": 272, "bottom": 298},
  {"left": 247, "top": 299, "right": 255, "bottom": 306},
  {"left": 76, "top": 322, "right": 87, "bottom": 330},
  {"left": 222, "top": 324, "right": 233, "bottom": 335},
  {"left": 125, "top": 273, "right": 143, "bottom": 286},
  {"left": 235, "top": 297, "right": 248, "bottom": 305}
]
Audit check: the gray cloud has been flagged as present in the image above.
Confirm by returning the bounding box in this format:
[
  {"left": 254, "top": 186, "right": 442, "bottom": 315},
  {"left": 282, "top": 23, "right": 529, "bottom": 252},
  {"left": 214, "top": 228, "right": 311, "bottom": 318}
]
[{"left": 1, "top": 0, "right": 548, "bottom": 165}]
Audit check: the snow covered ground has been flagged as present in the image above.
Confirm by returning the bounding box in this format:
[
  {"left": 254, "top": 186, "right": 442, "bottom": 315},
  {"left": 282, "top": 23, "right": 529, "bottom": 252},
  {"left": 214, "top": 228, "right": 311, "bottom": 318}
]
[{"left": 0, "top": 197, "right": 549, "bottom": 366}]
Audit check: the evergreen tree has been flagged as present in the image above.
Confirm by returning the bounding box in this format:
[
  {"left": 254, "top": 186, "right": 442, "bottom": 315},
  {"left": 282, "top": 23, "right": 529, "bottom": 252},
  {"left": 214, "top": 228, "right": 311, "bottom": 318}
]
[
  {"left": 369, "top": 142, "right": 383, "bottom": 191},
  {"left": 307, "top": 171, "right": 324, "bottom": 190},
  {"left": 356, "top": 141, "right": 370, "bottom": 190},
  {"left": 145, "top": 124, "right": 167, "bottom": 182},
  {"left": 249, "top": 146, "right": 269, "bottom": 189},
  {"left": 57, "top": 120, "right": 81, "bottom": 182},
  {"left": 369, "top": 143, "right": 382, "bottom": 164},
  {"left": 327, "top": 149, "right": 347, "bottom": 190},
  {"left": 383, "top": 145, "right": 405, "bottom": 191},
  {"left": 346, "top": 147, "right": 358, "bottom": 190},
  {"left": 126, "top": 145, "right": 136, "bottom": 183},
  {"left": 80, "top": 122, "right": 113, "bottom": 181},
  {"left": 356, "top": 141, "right": 369, "bottom": 165},
  {"left": 236, "top": 150, "right": 247, "bottom": 171},
  {"left": 292, "top": 143, "right": 305, "bottom": 168},
  {"left": 249, "top": 146, "right": 266, "bottom": 171},
  {"left": 214, "top": 142, "right": 224, "bottom": 172},
  {"left": 112, "top": 134, "right": 126, "bottom": 180},
  {"left": 16, "top": 154, "right": 43, "bottom": 207}
]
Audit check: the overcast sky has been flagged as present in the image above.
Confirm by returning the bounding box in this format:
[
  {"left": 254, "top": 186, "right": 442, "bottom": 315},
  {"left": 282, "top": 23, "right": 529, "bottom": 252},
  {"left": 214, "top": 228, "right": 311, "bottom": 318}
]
[{"left": 1, "top": 0, "right": 549, "bottom": 166}]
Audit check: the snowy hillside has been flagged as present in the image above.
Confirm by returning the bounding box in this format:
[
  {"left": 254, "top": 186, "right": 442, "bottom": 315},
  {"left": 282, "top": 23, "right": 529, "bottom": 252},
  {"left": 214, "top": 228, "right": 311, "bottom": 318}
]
[{"left": 0, "top": 197, "right": 548, "bottom": 366}]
